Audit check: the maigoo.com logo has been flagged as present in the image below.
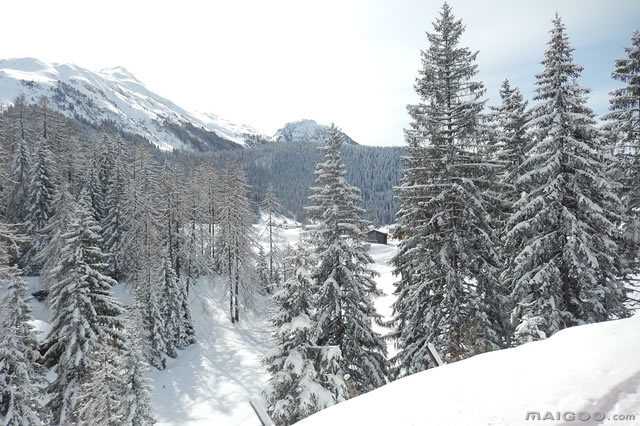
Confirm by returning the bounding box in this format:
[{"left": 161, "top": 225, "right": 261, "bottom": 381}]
[{"left": 525, "top": 411, "right": 636, "bottom": 422}]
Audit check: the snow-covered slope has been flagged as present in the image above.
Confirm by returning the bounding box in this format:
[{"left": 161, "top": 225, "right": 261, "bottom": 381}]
[
  {"left": 299, "top": 315, "right": 640, "bottom": 426},
  {"left": 273, "top": 119, "right": 358, "bottom": 145},
  {"left": 0, "top": 58, "right": 259, "bottom": 150}
]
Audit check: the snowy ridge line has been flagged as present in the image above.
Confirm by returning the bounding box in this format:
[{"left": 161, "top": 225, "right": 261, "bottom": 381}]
[{"left": 0, "top": 57, "right": 261, "bottom": 150}]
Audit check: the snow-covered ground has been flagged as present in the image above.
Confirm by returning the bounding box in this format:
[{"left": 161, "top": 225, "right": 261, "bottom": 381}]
[
  {"left": 151, "top": 276, "right": 272, "bottom": 426},
  {"left": 299, "top": 314, "right": 640, "bottom": 426}
]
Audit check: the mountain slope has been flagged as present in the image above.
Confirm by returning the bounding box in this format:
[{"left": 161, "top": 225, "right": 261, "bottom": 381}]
[
  {"left": 0, "top": 58, "right": 258, "bottom": 150},
  {"left": 299, "top": 315, "right": 640, "bottom": 426}
]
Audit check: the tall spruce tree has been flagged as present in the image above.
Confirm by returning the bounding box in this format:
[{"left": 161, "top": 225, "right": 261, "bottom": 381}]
[
  {"left": 102, "top": 136, "right": 129, "bottom": 280},
  {"left": 264, "top": 243, "right": 347, "bottom": 425},
  {"left": 0, "top": 261, "right": 47, "bottom": 426},
  {"left": 22, "top": 136, "right": 57, "bottom": 273},
  {"left": 76, "top": 340, "right": 125, "bottom": 426},
  {"left": 6, "top": 136, "right": 31, "bottom": 224},
  {"left": 489, "top": 80, "right": 530, "bottom": 223},
  {"left": 159, "top": 255, "right": 182, "bottom": 358},
  {"left": 606, "top": 30, "right": 640, "bottom": 286},
  {"left": 503, "top": 15, "right": 627, "bottom": 343},
  {"left": 391, "top": 2, "right": 503, "bottom": 376},
  {"left": 118, "top": 304, "right": 155, "bottom": 426},
  {"left": 43, "top": 189, "right": 123, "bottom": 424},
  {"left": 306, "top": 124, "right": 387, "bottom": 395},
  {"left": 33, "top": 183, "right": 76, "bottom": 292}
]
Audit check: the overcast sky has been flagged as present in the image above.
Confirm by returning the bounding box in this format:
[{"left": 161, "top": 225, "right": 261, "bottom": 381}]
[{"left": 1, "top": 0, "right": 639, "bottom": 145}]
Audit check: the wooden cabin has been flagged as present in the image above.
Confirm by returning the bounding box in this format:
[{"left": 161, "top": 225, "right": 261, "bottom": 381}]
[{"left": 366, "top": 229, "right": 388, "bottom": 245}]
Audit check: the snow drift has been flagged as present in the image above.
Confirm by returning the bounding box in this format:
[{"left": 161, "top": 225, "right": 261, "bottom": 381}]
[{"left": 298, "top": 315, "right": 640, "bottom": 426}]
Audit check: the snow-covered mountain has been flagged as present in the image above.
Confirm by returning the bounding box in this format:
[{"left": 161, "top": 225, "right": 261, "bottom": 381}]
[
  {"left": 0, "top": 58, "right": 259, "bottom": 150},
  {"left": 273, "top": 119, "right": 358, "bottom": 145}
]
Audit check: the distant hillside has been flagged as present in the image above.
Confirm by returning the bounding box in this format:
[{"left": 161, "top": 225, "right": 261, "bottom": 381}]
[{"left": 0, "top": 57, "right": 258, "bottom": 151}]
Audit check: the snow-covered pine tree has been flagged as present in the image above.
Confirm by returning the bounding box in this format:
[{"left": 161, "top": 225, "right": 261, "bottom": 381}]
[
  {"left": 139, "top": 279, "right": 167, "bottom": 370},
  {"left": 606, "top": 30, "right": 640, "bottom": 286},
  {"left": 33, "top": 183, "right": 76, "bottom": 292},
  {"left": 76, "top": 340, "right": 125, "bottom": 426},
  {"left": 87, "top": 141, "right": 112, "bottom": 227},
  {"left": 161, "top": 162, "right": 198, "bottom": 346},
  {"left": 26, "top": 137, "right": 56, "bottom": 234},
  {"left": 306, "top": 124, "right": 387, "bottom": 395},
  {"left": 195, "top": 163, "right": 219, "bottom": 266},
  {"left": 6, "top": 135, "right": 31, "bottom": 224},
  {"left": 179, "top": 170, "right": 206, "bottom": 346},
  {"left": 43, "top": 189, "right": 123, "bottom": 424},
  {"left": 22, "top": 136, "right": 57, "bottom": 273},
  {"left": 256, "top": 245, "right": 270, "bottom": 295},
  {"left": 260, "top": 190, "right": 284, "bottom": 288},
  {"left": 264, "top": 243, "right": 346, "bottom": 425},
  {"left": 120, "top": 147, "right": 169, "bottom": 369},
  {"left": 118, "top": 304, "right": 155, "bottom": 426},
  {"left": 0, "top": 245, "right": 47, "bottom": 426},
  {"left": 159, "top": 255, "right": 181, "bottom": 358},
  {"left": 217, "top": 166, "right": 256, "bottom": 323},
  {"left": 503, "top": 15, "right": 627, "bottom": 343},
  {"left": 488, "top": 79, "right": 530, "bottom": 228},
  {"left": 102, "top": 136, "right": 129, "bottom": 280},
  {"left": 391, "top": 2, "right": 503, "bottom": 375}
]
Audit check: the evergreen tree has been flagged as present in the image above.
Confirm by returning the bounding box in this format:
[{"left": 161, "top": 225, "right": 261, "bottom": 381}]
[
  {"left": 261, "top": 190, "right": 283, "bottom": 287},
  {"left": 102, "top": 136, "right": 129, "bottom": 279},
  {"left": 118, "top": 305, "right": 155, "bottom": 426},
  {"left": 488, "top": 79, "right": 530, "bottom": 225},
  {"left": 33, "top": 184, "right": 76, "bottom": 292},
  {"left": 43, "top": 189, "right": 123, "bottom": 424},
  {"left": 606, "top": 30, "right": 640, "bottom": 285},
  {"left": 256, "top": 245, "right": 271, "bottom": 295},
  {"left": 160, "top": 255, "right": 181, "bottom": 358},
  {"left": 265, "top": 244, "right": 346, "bottom": 425},
  {"left": 391, "top": 3, "right": 503, "bottom": 376},
  {"left": 76, "top": 341, "right": 124, "bottom": 426},
  {"left": 306, "top": 124, "right": 387, "bottom": 395},
  {"left": 0, "top": 268, "right": 47, "bottom": 426},
  {"left": 503, "top": 16, "right": 627, "bottom": 343},
  {"left": 6, "top": 136, "right": 31, "bottom": 223},
  {"left": 139, "top": 281, "right": 167, "bottom": 370},
  {"left": 26, "top": 137, "right": 56, "bottom": 233},
  {"left": 23, "top": 136, "right": 57, "bottom": 273}
]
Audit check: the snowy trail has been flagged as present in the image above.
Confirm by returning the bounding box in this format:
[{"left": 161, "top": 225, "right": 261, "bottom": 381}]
[
  {"left": 369, "top": 242, "right": 398, "bottom": 322},
  {"left": 152, "top": 277, "right": 273, "bottom": 426}
]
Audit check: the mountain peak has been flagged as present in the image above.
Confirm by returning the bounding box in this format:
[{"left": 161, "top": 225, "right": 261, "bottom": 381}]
[
  {"left": 99, "top": 65, "right": 140, "bottom": 83},
  {"left": 0, "top": 57, "right": 261, "bottom": 151},
  {"left": 274, "top": 119, "right": 358, "bottom": 145}
]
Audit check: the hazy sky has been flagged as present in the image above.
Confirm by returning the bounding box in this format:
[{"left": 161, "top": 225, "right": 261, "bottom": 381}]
[{"left": 2, "top": 0, "right": 639, "bottom": 145}]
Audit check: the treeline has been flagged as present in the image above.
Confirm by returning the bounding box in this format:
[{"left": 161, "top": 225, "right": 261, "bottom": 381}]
[
  {"left": 213, "top": 140, "right": 403, "bottom": 225},
  {"left": 391, "top": 4, "right": 639, "bottom": 376},
  {"left": 0, "top": 97, "right": 263, "bottom": 425}
]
